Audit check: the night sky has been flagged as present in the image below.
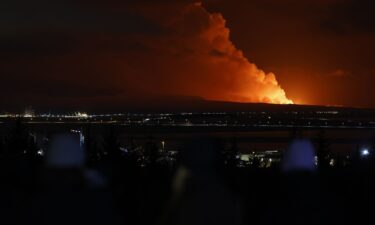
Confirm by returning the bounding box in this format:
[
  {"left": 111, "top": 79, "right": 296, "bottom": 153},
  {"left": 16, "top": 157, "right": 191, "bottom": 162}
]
[{"left": 1, "top": 0, "right": 375, "bottom": 111}]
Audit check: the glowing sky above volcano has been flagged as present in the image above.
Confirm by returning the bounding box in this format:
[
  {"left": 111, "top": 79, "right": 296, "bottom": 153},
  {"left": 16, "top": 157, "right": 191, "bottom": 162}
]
[
  {"left": 124, "top": 2, "right": 293, "bottom": 104},
  {"left": 1, "top": 0, "right": 375, "bottom": 110}
]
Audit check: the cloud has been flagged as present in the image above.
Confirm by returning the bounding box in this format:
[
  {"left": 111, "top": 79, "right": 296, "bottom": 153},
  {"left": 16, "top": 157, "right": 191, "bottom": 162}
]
[
  {"left": 112, "top": 2, "right": 293, "bottom": 104},
  {"left": 1, "top": 1, "right": 294, "bottom": 110}
]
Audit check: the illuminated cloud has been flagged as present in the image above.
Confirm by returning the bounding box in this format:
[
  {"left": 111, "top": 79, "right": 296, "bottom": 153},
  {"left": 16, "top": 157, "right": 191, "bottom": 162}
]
[
  {"left": 121, "top": 2, "right": 293, "bottom": 104},
  {"left": 1, "top": 1, "right": 297, "bottom": 110},
  {"left": 2, "top": 0, "right": 375, "bottom": 109}
]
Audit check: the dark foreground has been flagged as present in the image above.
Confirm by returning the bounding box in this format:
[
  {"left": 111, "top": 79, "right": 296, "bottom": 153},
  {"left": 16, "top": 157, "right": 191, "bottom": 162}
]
[{"left": 1, "top": 134, "right": 375, "bottom": 225}]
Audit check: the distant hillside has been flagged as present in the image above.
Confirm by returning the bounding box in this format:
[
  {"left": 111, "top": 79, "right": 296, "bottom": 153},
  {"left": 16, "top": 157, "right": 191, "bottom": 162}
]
[
  {"left": 108, "top": 96, "right": 375, "bottom": 114},
  {"left": 4, "top": 95, "right": 374, "bottom": 114}
]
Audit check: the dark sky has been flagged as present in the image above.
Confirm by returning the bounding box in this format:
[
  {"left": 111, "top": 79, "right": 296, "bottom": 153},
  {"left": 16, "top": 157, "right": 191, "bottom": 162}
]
[{"left": 1, "top": 0, "right": 375, "bottom": 111}]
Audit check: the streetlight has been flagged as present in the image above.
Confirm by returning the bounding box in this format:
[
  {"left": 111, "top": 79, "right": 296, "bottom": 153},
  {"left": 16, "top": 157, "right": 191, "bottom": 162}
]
[{"left": 361, "top": 149, "right": 370, "bottom": 157}]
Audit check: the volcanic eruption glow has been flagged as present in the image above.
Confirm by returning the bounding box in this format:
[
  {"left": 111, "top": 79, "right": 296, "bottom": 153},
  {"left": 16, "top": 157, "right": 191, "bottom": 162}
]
[
  {"left": 0, "top": 1, "right": 294, "bottom": 108},
  {"left": 141, "top": 2, "right": 295, "bottom": 105},
  {"left": 195, "top": 3, "right": 294, "bottom": 104}
]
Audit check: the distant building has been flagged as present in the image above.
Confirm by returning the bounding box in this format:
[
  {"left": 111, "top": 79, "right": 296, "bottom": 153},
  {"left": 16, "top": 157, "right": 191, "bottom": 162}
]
[
  {"left": 239, "top": 150, "right": 283, "bottom": 168},
  {"left": 24, "top": 106, "right": 35, "bottom": 118}
]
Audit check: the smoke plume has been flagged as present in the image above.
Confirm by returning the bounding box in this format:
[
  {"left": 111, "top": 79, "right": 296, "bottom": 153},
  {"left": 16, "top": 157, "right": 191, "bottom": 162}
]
[
  {"left": 0, "top": 1, "right": 294, "bottom": 110},
  {"left": 124, "top": 2, "right": 293, "bottom": 104}
]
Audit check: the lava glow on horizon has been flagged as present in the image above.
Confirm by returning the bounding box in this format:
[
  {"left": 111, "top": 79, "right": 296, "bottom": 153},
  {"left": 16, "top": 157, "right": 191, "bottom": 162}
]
[
  {"left": 179, "top": 3, "right": 294, "bottom": 105},
  {"left": 118, "top": 2, "right": 296, "bottom": 106},
  {"left": 0, "top": 1, "right": 296, "bottom": 110}
]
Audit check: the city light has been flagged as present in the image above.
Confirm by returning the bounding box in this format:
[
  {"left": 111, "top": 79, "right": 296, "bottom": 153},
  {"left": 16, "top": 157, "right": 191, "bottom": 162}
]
[
  {"left": 361, "top": 149, "right": 370, "bottom": 157},
  {"left": 37, "top": 150, "right": 44, "bottom": 156},
  {"left": 76, "top": 112, "right": 89, "bottom": 118}
]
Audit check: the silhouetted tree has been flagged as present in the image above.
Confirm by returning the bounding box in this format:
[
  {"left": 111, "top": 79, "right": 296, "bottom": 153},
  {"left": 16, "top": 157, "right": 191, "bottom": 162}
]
[
  {"left": 316, "top": 129, "right": 331, "bottom": 170},
  {"left": 4, "top": 118, "right": 31, "bottom": 158},
  {"left": 1, "top": 118, "right": 37, "bottom": 198},
  {"left": 144, "top": 136, "right": 159, "bottom": 166},
  {"left": 251, "top": 157, "right": 261, "bottom": 169},
  {"left": 84, "top": 125, "right": 101, "bottom": 167},
  {"left": 25, "top": 133, "right": 40, "bottom": 163},
  {"left": 224, "top": 139, "right": 240, "bottom": 168},
  {"left": 102, "top": 126, "right": 121, "bottom": 161},
  {"left": 125, "top": 138, "right": 139, "bottom": 167},
  {"left": 334, "top": 154, "right": 346, "bottom": 169},
  {"left": 0, "top": 136, "right": 4, "bottom": 157}
]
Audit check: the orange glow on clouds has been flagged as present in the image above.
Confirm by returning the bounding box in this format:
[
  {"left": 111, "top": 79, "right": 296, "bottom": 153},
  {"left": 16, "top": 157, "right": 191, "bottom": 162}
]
[
  {"left": 179, "top": 3, "right": 294, "bottom": 104},
  {"left": 71, "top": 2, "right": 295, "bottom": 106}
]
